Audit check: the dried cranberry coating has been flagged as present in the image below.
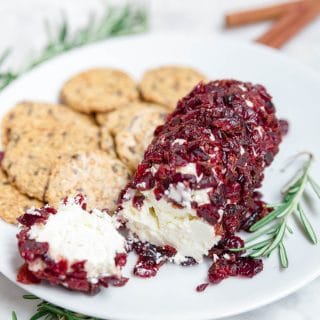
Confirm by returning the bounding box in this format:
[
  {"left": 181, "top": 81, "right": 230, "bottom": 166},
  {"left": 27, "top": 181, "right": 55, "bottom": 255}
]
[
  {"left": 119, "top": 80, "right": 286, "bottom": 283},
  {"left": 121, "top": 80, "right": 286, "bottom": 233},
  {"left": 17, "top": 196, "right": 128, "bottom": 294}
]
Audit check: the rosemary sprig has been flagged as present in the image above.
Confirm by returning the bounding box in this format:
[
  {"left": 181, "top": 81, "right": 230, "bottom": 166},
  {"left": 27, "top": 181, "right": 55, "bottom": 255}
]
[
  {"left": 16, "top": 294, "right": 102, "bottom": 320},
  {"left": 232, "top": 153, "right": 319, "bottom": 268},
  {"left": 0, "top": 3, "right": 148, "bottom": 91}
]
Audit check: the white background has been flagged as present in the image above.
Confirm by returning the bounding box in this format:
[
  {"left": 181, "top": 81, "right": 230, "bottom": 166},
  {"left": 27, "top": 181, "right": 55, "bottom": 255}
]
[{"left": 0, "top": 0, "right": 319, "bottom": 319}]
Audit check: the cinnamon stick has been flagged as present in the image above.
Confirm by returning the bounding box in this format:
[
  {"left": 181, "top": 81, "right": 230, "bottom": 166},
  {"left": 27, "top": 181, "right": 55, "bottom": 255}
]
[
  {"left": 256, "top": 1, "right": 320, "bottom": 48},
  {"left": 225, "top": 0, "right": 315, "bottom": 28}
]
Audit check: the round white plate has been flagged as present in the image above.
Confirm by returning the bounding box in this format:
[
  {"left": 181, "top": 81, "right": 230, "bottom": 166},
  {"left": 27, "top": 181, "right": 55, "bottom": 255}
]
[{"left": 1, "top": 34, "right": 320, "bottom": 320}]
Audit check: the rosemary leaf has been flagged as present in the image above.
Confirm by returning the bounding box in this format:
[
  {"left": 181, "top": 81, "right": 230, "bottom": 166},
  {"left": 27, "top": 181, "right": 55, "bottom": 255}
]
[
  {"left": 246, "top": 224, "right": 276, "bottom": 243},
  {"left": 279, "top": 242, "right": 288, "bottom": 268},
  {"left": 59, "top": 17, "right": 68, "bottom": 44},
  {"left": 23, "top": 294, "right": 39, "bottom": 300},
  {"left": 11, "top": 311, "right": 18, "bottom": 320},
  {"left": 229, "top": 238, "right": 272, "bottom": 252},
  {"left": 30, "top": 310, "right": 49, "bottom": 320},
  {"left": 263, "top": 221, "right": 286, "bottom": 255},
  {"left": 249, "top": 244, "right": 270, "bottom": 258},
  {"left": 250, "top": 205, "right": 285, "bottom": 231},
  {"left": 297, "top": 203, "right": 318, "bottom": 244},
  {"left": 286, "top": 225, "right": 293, "bottom": 234},
  {"left": 247, "top": 239, "right": 273, "bottom": 251}
]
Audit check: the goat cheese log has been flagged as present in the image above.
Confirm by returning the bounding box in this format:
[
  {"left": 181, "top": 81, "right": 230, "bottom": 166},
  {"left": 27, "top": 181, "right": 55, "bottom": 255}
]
[
  {"left": 17, "top": 195, "right": 128, "bottom": 294},
  {"left": 117, "top": 80, "right": 287, "bottom": 279}
]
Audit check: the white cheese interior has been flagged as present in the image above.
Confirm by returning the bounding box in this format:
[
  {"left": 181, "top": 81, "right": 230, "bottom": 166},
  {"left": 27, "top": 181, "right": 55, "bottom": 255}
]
[
  {"left": 27, "top": 199, "right": 126, "bottom": 283},
  {"left": 120, "top": 169, "right": 221, "bottom": 263}
]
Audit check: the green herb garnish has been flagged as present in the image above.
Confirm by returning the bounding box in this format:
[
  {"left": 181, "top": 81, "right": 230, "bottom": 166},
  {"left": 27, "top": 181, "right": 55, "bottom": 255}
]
[
  {"left": 23, "top": 295, "right": 101, "bottom": 320},
  {"left": 232, "top": 153, "right": 319, "bottom": 267},
  {"left": 0, "top": 3, "right": 148, "bottom": 91}
]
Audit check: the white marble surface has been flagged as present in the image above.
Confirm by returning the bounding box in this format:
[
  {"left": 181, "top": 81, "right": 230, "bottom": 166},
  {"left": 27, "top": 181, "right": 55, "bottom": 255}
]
[{"left": 0, "top": 0, "right": 319, "bottom": 319}]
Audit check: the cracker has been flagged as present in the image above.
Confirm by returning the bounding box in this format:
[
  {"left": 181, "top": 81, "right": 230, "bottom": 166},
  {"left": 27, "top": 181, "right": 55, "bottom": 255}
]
[
  {"left": 0, "top": 169, "right": 42, "bottom": 224},
  {"left": 1, "top": 101, "right": 96, "bottom": 147},
  {"left": 139, "top": 65, "right": 207, "bottom": 110},
  {"left": 96, "top": 101, "right": 147, "bottom": 127},
  {"left": 45, "top": 150, "right": 130, "bottom": 212},
  {"left": 114, "top": 107, "right": 167, "bottom": 172},
  {"left": 98, "top": 102, "right": 164, "bottom": 137},
  {"left": 2, "top": 124, "right": 100, "bottom": 201},
  {"left": 100, "top": 130, "right": 116, "bottom": 158},
  {"left": 60, "top": 68, "right": 139, "bottom": 113}
]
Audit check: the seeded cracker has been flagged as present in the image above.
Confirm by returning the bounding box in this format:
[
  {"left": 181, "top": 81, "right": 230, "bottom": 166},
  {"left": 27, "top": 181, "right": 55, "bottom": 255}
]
[
  {"left": 114, "top": 107, "right": 167, "bottom": 172},
  {"left": 96, "top": 101, "right": 150, "bottom": 128},
  {"left": 0, "top": 169, "right": 42, "bottom": 224},
  {"left": 139, "top": 65, "right": 207, "bottom": 110},
  {"left": 98, "top": 101, "right": 165, "bottom": 137},
  {"left": 45, "top": 151, "right": 130, "bottom": 212},
  {"left": 2, "top": 125, "right": 100, "bottom": 201},
  {"left": 1, "top": 101, "right": 96, "bottom": 147},
  {"left": 60, "top": 68, "right": 139, "bottom": 113}
]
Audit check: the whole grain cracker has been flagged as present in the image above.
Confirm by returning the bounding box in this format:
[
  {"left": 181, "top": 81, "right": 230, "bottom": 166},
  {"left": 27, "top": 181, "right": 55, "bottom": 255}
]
[
  {"left": 45, "top": 150, "right": 130, "bottom": 212},
  {"left": 60, "top": 68, "right": 139, "bottom": 114},
  {"left": 0, "top": 169, "right": 42, "bottom": 224},
  {"left": 96, "top": 101, "right": 147, "bottom": 127},
  {"left": 98, "top": 102, "right": 165, "bottom": 141},
  {"left": 2, "top": 124, "right": 100, "bottom": 201},
  {"left": 139, "top": 65, "right": 207, "bottom": 110},
  {"left": 115, "top": 107, "right": 167, "bottom": 172},
  {"left": 1, "top": 101, "right": 96, "bottom": 147}
]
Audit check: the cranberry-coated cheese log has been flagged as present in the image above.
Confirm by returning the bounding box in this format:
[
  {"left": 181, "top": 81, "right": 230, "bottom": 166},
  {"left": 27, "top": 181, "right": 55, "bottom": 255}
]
[
  {"left": 117, "top": 80, "right": 287, "bottom": 276},
  {"left": 17, "top": 195, "right": 128, "bottom": 294}
]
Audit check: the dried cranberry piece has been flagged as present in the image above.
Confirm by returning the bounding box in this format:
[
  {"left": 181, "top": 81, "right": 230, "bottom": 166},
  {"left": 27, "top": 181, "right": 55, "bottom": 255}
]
[
  {"left": 158, "top": 245, "right": 177, "bottom": 258},
  {"left": 196, "top": 204, "right": 219, "bottom": 225},
  {"left": 196, "top": 283, "right": 209, "bottom": 292},
  {"left": 222, "top": 236, "right": 244, "bottom": 251},
  {"left": 19, "top": 240, "right": 49, "bottom": 261},
  {"left": 100, "top": 276, "right": 129, "bottom": 287},
  {"left": 135, "top": 171, "right": 155, "bottom": 191},
  {"left": 208, "top": 259, "right": 232, "bottom": 284},
  {"left": 51, "top": 260, "right": 68, "bottom": 275},
  {"left": 17, "top": 213, "right": 46, "bottom": 227},
  {"left": 134, "top": 163, "right": 150, "bottom": 180},
  {"left": 279, "top": 119, "right": 289, "bottom": 135},
  {"left": 115, "top": 253, "right": 127, "bottom": 267},
  {"left": 74, "top": 194, "right": 87, "bottom": 210},
  {"left": 44, "top": 206, "right": 57, "bottom": 215},
  {"left": 132, "top": 242, "right": 174, "bottom": 278},
  {"left": 236, "top": 257, "right": 263, "bottom": 277},
  {"left": 132, "top": 195, "right": 145, "bottom": 210},
  {"left": 17, "top": 263, "right": 41, "bottom": 284},
  {"left": 134, "top": 257, "right": 159, "bottom": 278},
  {"left": 65, "top": 277, "right": 95, "bottom": 293},
  {"left": 71, "top": 260, "right": 86, "bottom": 272},
  {"left": 180, "top": 257, "right": 197, "bottom": 266},
  {"left": 222, "top": 205, "right": 245, "bottom": 234},
  {"left": 153, "top": 187, "right": 164, "bottom": 200}
]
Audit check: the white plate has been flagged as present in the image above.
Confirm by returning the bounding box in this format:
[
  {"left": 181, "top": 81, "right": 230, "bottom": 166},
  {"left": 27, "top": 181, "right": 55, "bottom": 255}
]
[{"left": 1, "top": 34, "right": 320, "bottom": 320}]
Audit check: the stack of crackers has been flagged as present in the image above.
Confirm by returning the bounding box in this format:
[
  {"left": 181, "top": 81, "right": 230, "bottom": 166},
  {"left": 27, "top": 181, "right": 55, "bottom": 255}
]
[{"left": 0, "top": 65, "right": 207, "bottom": 224}]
